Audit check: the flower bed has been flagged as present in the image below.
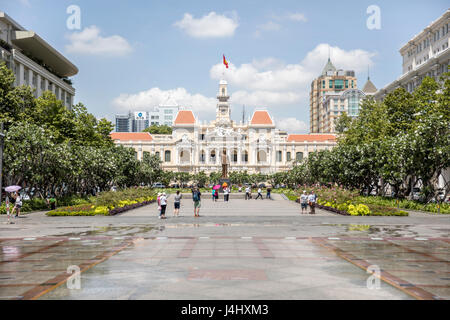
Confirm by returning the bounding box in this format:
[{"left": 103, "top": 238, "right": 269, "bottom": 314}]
[
  {"left": 46, "top": 188, "right": 156, "bottom": 216},
  {"left": 291, "top": 186, "right": 409, "bottom": 216}
]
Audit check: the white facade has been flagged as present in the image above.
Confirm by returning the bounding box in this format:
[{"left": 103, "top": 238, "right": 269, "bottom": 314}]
[
  {"left": 111, "top": 80, "right": 337, "bottom": 175},
  {"left": 0, "top": 11, "right": 78, "bottom": 109},
  {"left": 375, "top": 10, "right": 450, "bottom": 100}
]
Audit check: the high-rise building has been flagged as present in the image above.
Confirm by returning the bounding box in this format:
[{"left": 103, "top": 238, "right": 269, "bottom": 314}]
[
  {"left": 310, "top": 59, "right": 357, "bottom": 133},
  {"left": 375, "top": 9, "right": 449, "bottom": 100},
  {"left": 115, "top": 114, "right": 132, "bottom": 133},
  {"left": 114, "top": 102, "right": 183, "bottom": 132},
  {"left": 0, "top": 11, "right": 78, "bottom": 109}
]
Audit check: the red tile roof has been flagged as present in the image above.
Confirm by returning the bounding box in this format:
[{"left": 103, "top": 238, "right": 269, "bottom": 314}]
[
  {"left": 110, "top": 132, "right": 153, "bottom": 141},
  {"left": 174, "top": 110, "right": 195, "bottom": 125},
  {"left": 287, "top": 134, "right": 336, "bottom": 142},
  {"left": 250, "top": 110, "right": 273, "bottom": 125}
]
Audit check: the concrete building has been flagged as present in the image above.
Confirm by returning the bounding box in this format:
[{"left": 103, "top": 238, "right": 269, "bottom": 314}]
[
  {"left": 310, "top": 58, "right": 357, "bottom": 133},
  {"left": 111, "top": 80, "right": 337, "bottom": 174},
  {"left": 375, "top": 9, "right": 450, "bottom": 100},
  {"left": 114, "top": 100, "right": 183, "bottom": 132},
  {"left": 0, "top": 11, "right": 78, "bottom": 109},
  {"left": 149, "top": 98, "right": 182, "bottom": 126}
]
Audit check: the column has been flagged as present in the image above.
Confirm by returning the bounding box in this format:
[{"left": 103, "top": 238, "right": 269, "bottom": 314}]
[
  {"left": 44, "top": 79, "right": 49, "bottom": 93},
  {"left": 18, "top": 63, "right": 24, "bottom": 86},
  {"left": 238, "top": 148, "right": 242, "bottom": 165},
  {"left": 36, "top": 74, "right": 42, "bottom": 97},
  {"left": 28, "top": 69, "right": 33, "bottom": 92}
]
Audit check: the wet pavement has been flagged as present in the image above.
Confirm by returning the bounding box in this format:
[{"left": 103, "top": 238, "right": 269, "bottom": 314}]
[{"left": 0, "top": 198, "right": 449, "bottom": 300}]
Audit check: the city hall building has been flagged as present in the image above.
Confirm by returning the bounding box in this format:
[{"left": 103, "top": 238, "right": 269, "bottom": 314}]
[{"left": 111, "top": 80, "right": 337, "bottom": 174}]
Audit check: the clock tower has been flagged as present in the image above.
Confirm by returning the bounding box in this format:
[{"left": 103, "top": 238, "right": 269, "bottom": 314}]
[{"left": 216, "top": 79, "right": 231, "bottom": 125}]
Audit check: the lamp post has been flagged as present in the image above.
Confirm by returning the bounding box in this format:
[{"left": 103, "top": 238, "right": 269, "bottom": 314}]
[{"left": 0, "top": 122, "right": 4, "bottom": 207}]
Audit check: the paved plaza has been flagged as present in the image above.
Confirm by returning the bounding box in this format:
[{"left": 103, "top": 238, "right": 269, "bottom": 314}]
[{"left": 0, "top": 195, "right": 449, "bottom": 300}]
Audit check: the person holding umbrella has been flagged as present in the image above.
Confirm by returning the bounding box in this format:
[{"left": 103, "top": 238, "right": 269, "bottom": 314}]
[{"left": 5, "top": 186, "right": 21, "bottom": 218}]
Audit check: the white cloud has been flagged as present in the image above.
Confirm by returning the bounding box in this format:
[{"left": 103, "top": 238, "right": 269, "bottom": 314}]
[
  {"left": 287, "top": 13, "right": 307, "bottom": 22},
  {"left": 210, "top": 43, "right": 376, "bottom": 108},
  {"left": 65, "top": 25, "right": 133, "bottom": 56},
  {"left": 112, "top": 44, "right": 376, "bottom": 131},
  {"left": 231, "top": 90, "right": 302, "bottom": 107},
  {"left": 275, "top": 117, "right": 308, "bottom": 133},
  {"left": 18, "top": 0, "right": 31, "bottom": 7},
  {"left": 112, "top": 87, "right": 217, "bottom": 117},
  {"left": 174, "top": 12, "right": 239, "bottom": 38},
  {"left": 258, "top": 21, "right": 281, "bottom": 31}
]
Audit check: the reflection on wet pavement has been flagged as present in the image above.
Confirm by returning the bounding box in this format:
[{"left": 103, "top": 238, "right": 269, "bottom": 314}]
[{"left": 0, "top": 229, "right": 448, "bottom": 300}]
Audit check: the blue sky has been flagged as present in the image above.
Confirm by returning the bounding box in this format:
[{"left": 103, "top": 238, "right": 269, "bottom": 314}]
[{"left": 3, "top": 0, "right": 449, "bottom": 132}]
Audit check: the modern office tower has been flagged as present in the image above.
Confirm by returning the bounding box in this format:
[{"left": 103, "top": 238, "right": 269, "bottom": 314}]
[
  {"left": 310, "top": 58, "right": 357, "bottom": 133},
  {"left": 375, "top": 9, "right": 449, "bottom": 100},
  {"left": 0, "top": 11, "right": 78, "bottom": 109}
]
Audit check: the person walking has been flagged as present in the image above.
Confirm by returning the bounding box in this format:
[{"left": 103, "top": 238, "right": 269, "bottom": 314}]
[
  {"left": 173, "top": 191, "right": 182, "bottom": 217},
  {"left": 300, "top": 190, "right": 308, "bottom": 214},
  {"left": 224, "top": 187, "right": 230, "bottom": 202},
  {"left": 11, "top": 192, "right": 22, "bottom": 218},
  {"left": 266, "top": 187, "right": 272, "bottom": 199},
  {"left": 192, "top": 187, "right": 202, "bottom": 217},
  {"left": 160, "top": 193, "right": 167, "bottom": 219},
  {"left": 245, "top": 186, "right": 251, "bottom": 200},
  {"left": 255, "top": 188, "right": 263, "bottom": 200},
  {"left": 308, "top": 191, "right": 317, "bottom": 215},
  {"left": 214, "top": 189, "right": 219, "bottom": 202}
]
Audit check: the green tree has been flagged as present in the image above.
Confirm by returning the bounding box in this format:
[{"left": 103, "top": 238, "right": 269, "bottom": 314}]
[{"left": 143, "top": 124, "right": 172, "bottom": 134}]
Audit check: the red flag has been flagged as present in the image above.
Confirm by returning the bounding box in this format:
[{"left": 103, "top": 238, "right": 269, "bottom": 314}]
[{"left": 223, "top": 55, "right": 229, "bottom": 69}]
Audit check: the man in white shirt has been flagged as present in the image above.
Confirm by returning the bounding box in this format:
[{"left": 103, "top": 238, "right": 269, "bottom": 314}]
[
  {"left": 255, "top": 188, "right": 263, "bottom": 200},
  {"left": 308, "top": 191, "right": 317, "bottom": 214},
  {"left": 300, "top": 191, "right": 309, "bottom": 214},
  {"left": 245, "top": 186, "right": 251, "bottom": 200}
]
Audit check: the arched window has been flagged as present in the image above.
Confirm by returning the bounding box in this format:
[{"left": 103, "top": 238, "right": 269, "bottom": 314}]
[
  {"left": 155, "top": 151, "right": 160, "bottom": 160},
  {"left": 276, "top": 151, "right": 282, "bottom": 162},
  {"left": 199, "top": 150, "right": 206, "bottom": 163},
  {"left": 296, "top": 152, "right": 303, "bottom": 161},
  {"left": 232, "top": 149, "right": 238, "bottom": 163},
  {"left": 210, "top": 150, "right": 216, "bottom": 163},
  {"left": 165, "top": 150, "right": 171, "bottom": 162},
  {"left": 287, "top": 152, "right": 292, "bottom": 161},
  {"left": 242, "top": 150, "right": 248, "bottom": 163},
  {"left": 222, "top": 88, "right": 226, "bottom": 95}
]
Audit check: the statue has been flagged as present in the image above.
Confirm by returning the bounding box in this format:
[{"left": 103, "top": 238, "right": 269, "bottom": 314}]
[{"left": 221, "top": 150, "right": 228, "bottom": 179}]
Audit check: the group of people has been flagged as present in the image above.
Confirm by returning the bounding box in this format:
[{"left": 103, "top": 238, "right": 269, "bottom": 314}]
[
  {"left": 212, "top": 187, "right": 231, "bottom": 202},
  {"left": 244, "top": 186, "right": 272, "bottom": 200},
  {"left": 299, "top": 190, "right": 317, "bottom": 214},
  {"left": 156, "top": 188, "right": 202, "bottom": 219}
]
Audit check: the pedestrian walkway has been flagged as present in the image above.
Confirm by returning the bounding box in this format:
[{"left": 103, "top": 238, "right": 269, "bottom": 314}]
[{"left": 120, "top": 196, "right": 336, "bottom": 217}]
